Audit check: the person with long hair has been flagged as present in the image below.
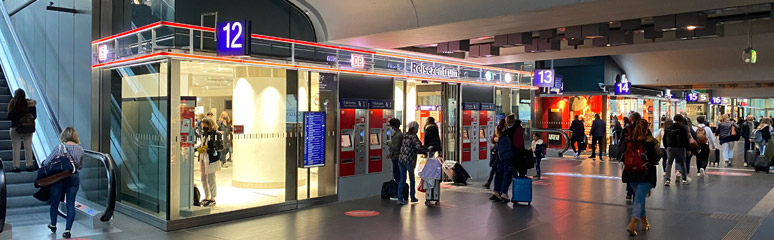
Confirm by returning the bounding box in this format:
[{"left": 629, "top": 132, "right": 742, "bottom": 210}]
[
  {"left": 483, "top": 119, "right": 506, "bottom": 189},
  {"left": 423, "top": 117, "right": 442, "bottom": 157},
  {"left": 217, "top": 111, "right": 233, "bottom": 165},
  {"left": 45, "top": 127, "right": 84, "bottom": 239},
  {"left": 7, "top": 89, "right": 37, "bottom": 172},
  {"left": 197, "top": 118, "right": 223, "bottom": 207},
  {"left": 619, "top": 113, "right": 659, "bottom": 236},
  {"left": 717, "top": 114, "right": 736, "bottom": 166}
]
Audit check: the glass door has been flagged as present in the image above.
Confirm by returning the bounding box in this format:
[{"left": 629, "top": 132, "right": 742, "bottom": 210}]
[{"left": 442, "top": 83, "right": 460, "bottom": 162}]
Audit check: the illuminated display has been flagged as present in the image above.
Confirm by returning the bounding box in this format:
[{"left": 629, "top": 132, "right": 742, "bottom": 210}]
[
  {"left": 408, "top": 62, "right": 459, "bottom": 78},
  {"left": 615, "top": 82, "right": 630, "bottom": 95},
  {"left": 710, "top": 97, "right": 721, "bottom": 105},
  {"left": 351, "top": 54, "right": 365, "bottom": 69},
  {"left": 534, "top": 69, "right": 554, "bottom": 87},
  {"left": 216, "top": 20, "right": 251, "bottom": 56},
  {"left": 687, "top": 93, "right": 699, "bottom": 102},
  {"left": 98, "top": 45, "right": 108, "bottom": 61}
]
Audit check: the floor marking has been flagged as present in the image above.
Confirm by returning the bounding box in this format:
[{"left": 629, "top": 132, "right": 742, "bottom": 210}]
[
  {"left": 721, "top": 186, "right": 774, "bottom": 240},
  {"left": 542, "top": 172, "right": 621, "bottom": 180}
]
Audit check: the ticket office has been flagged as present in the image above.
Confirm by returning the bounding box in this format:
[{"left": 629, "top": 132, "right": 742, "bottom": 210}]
[{"left": 107, "top": 59, "right": 338, "bottom": 228}]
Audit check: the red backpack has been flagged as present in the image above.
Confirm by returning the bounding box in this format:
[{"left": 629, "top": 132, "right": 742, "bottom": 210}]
[{"left": 624, "top": 141, "right": 648, "bottom": 173}]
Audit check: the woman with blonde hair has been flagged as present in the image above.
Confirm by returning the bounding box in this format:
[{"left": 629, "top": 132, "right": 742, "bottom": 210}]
[
  {"left": 197, "top": 118, "right": 224, "bottom": 207},
  {"left": 44, "top": 127, "right": 84, "bottom": 239}
]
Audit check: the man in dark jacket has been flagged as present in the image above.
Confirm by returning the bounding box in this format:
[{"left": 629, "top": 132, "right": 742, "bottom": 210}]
[
  {"left": 570, "top": 115, "right": 586, "bottom": 158},
  {"left": 741, "top": 115, "right": 756, "bottom": 166},
  {"left": 589, "top": 113, "right": 606, "bottom": 160},
  {"left": 423, "top": 117, "right": 442, "bottom": 157}
]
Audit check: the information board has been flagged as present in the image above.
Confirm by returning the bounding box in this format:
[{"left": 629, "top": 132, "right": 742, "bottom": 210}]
[
  {"left": 615, "top": 82, "right": 631, "bottom": 95},
  {"left": 303, "top": 112, "right": 326, "bottom": 168},
  {"left": 686, "top": 93, "right": 699, "bottom": 102},
  {"left": 533, "top": 69, "right": 555, "bottom": 88}
]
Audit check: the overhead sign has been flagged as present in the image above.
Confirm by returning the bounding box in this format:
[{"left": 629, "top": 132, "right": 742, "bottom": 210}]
[
  {"left": 98, "top": 45, "right": 109, "bottom": 61},
  {"left": 217, "top": 20, "right": 251, "bottom": 56},
  {"left": 351, "top": 54, "right": 365, "bottom": 69},
  {"left": 369, "top": 100, "right": 393, "bottom": 109},
  {"left": 534, "top": 69, "right": 555, "bottom": 87},
  {"left": 408, "top": 62, "right": 459, "bottom": 78},
  {"left": 615, "top": 82, "right": 631, "bottom": 95},
  {"left": 462, "top": 102, "right": 480, "bottom": 110},
  {"left": 480, "top": 103, "right": 496, "bottom": 111},
  {"left": 722, "top": 98, "right": 731, "bottom": 105},
  {"left": 710, "top": 97, "right": 722, "bottom": 105},
  {"left": 698, "top": 93, "right": 709, "bottom": 102},
  {"left": 303, "top": 112, "right": 326, "bottom": 168},
  {"left": 687, "top": 93, "right": 699, "bottom": 102}
]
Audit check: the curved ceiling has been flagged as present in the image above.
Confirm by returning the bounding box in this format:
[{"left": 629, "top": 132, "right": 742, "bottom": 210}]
[{"left": 296, "top": 0, "right": 772, "bottom": 48}]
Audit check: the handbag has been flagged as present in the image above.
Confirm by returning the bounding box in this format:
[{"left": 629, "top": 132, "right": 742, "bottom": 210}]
[
  {"left": 731, "top": 124, "right": 738, "bottom": 136},
  {"left": 36, "top": 144, "right": 76, "bottom": 187},
  {"left": 417, "top": 179, "right": 426, "bottom": 193}
]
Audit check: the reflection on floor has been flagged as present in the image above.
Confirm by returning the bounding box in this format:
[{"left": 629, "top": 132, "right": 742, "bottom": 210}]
[{"left": 192, "top": 161, "right": 285, "bottom": 215}]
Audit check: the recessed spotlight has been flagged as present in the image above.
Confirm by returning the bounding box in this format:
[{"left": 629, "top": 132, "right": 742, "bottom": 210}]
[{"left": 686, "top": 25, "right": 697, "bottom": 30}]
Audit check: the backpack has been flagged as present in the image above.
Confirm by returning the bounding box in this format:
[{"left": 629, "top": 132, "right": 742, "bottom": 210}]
[
  {"left": 497, "top": 133, "right": 514, "bottom": 163},
  {"left": 15, "top": 112, "right": 36, "bottom": 134},
  {"left": 696, "top": 127, "right": 708, "bottom": 145},
  {"left": 624, "top": 141, "right": 648, "bottom": 173},
  {"left": 753, "top": 129, "right": 765, "bottom": 145}
]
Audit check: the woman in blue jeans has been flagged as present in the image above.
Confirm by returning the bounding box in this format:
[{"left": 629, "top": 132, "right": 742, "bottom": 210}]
[
  {"left": 396, "top": 121, "right": 428, "bottom": 205},
  {"left": 46, "top": 127, "right": 84, "bottom": 239},
  {"left": 619, "top": 113, "right": 659, "bottom": 236}
]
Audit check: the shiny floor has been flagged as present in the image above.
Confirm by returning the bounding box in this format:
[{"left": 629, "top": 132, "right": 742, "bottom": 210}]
[{"left": 5, "top": 156, "right": 774, "bottom": 240}]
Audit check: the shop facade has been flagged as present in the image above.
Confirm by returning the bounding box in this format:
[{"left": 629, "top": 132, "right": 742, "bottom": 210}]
[{"left": 91, "top": 22, "right": 532, "bottom": 230}]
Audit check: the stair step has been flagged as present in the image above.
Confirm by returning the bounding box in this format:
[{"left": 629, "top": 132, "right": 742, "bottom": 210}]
[
  {"left": 0, "top": 95, "right": 9, "bottom": 102},
  {"left": 5, "top": 170, "right": 37, "bottom": 184},
  {"left": 8, "top": 195, "right": 48, "bottom": 208},
  {"left": 0, "top": 120, "right": 11, "bottom": 129},
  {"left": 3, "top": 161, "right": 38, "bottom": 171},
  {"left": 6, "top": 205, "right": 49, "bottom": 216},
  {"left": 7, "top": 182, "right": 38, "bottom": 197},
  {"left": 0, "top": 129, "right": 10, "bottom": 139},
  {"left": 0, "top": 149, "right": 34, "bottom": 162}
]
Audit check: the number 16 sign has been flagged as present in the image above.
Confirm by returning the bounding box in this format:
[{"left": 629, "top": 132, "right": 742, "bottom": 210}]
[{"left": 217, "top": 20, "right": 252, "bottom": 56}]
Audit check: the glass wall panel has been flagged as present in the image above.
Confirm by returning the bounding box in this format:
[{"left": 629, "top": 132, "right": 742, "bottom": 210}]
[
  {"left": 109, "top": 61, "right": 169, "bottom": 218},
  {"left": 297, "top": 71, "right": 336, "bottom": 200},
  {"left": 173, "top": 61, "right": 289, "bottom": 218}
]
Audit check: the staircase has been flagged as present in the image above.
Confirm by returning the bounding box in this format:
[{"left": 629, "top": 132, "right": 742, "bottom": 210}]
[{"left": 0, "top": 68, "right": 48, "bottom": 226}]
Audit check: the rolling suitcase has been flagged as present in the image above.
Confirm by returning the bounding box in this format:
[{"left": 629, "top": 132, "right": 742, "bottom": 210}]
[
  {"left": 451, "top": 163, "right": 470, "bottom": 185},
  {"left": 746, "top": 150, "right": 760, "bottom": 167},
  {"left": 424, "top": 178, "right": 441, "bottom": 205},
  {"left": 755, "top": 146, "right": 770, "bottom": 173},
  {"left": 511, "top": 177, "right": 533, "bottom": 205}
]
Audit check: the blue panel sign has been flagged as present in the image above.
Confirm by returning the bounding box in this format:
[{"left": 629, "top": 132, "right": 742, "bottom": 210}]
[
  {"left": 533, "top": 69, "right": 555, "bottom": 88},
  {"left": 615, "top": 82, "right": 631, "bottom": 95},
  {"left": 369, "top": 100, "right": 393, "bottom": 109},
  {"left": 554, "top": 75, "right": 563, "bottom": 89},
  {"left": 462, "top": 102, "right": 480, "bottom": 110},
  {"left": 480, "top": 103, "right": 496, "bottom": 111},
  {"left": 304, "top": 112, "right": 326, "bottom": 168},
  {"left": 495, "top": 113, "right": 505, "bottom": 124},
  {"left": 710, "top": 97, "right": 722, "bottom": 105},
  {"left": 340, "top": 99, "right": 369, "bottom": 109},
  {"left": 216, "top": 20, "right": 251, "bottom": 56},
  {"left": 686, "top": 93, "right": 699, "bottom": 102}
]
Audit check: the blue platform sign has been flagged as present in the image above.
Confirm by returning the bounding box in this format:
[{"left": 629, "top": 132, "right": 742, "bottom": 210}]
[
  {"left": 533, "top": 69, "right": 555, "bottom": 88},
  {"left": 304, "top": 112, "right": 326, "bottom": 168},
  {"left": 710, "top": 97, "right": 722, "bottom": 105},
  {"left": 686, "top": 93, "right": 699, "bottom": 102},
  {"left": 340, "top": 99, "right": 369, "bottom": 109},
  {"left": 216, "top": 20, "right": 251, "bottom": 56},
  {"left": 369, "top": 100, "right": 393, "bottom": 109},
  {"left": 462, "top": 102, "right": 480, "bottom": 110},
  {"left": 615, "top": 82, "right": 631, "bottom": 95},
  {"left": 480, "top": 103, "right": 496, "bottom": 111}
]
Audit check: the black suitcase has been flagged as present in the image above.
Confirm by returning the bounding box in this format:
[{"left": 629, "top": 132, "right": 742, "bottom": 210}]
[
  {"left": 754, "top": 155, "right": 770, "bottom": 173},
  {"left": 746, "top": 150, "right": 760, "bottom": 167},
  {"left": 608, "top": 144, "right": 619, "bottom": 159},
  {"left": 452, "top": 163, "right": 470, "bottom": 185}
]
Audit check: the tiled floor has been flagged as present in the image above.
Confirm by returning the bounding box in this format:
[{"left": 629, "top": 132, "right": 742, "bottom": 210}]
[{"left": 4, "top": 156, "right": 774, "bottom": 240}]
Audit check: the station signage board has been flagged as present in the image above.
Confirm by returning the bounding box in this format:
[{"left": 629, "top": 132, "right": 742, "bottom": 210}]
[
  {"left": 710, "top": 97, "right": 722, "bottom": 105},
  {"left": 303, "top": 112, "right": 326, "bottom": 168},
  {"left": 687, "top": 93, "right": 699, "bottom": 102},
  {"left": 615, "top": 82, "right": 631, "bottom": 95},
  {"left": 408, "top": 62, "right": 459, "bottom": 78},
  {"left": 351, "top": 54, "right": 365, "bottom": 69},
  {"left": 698, "top": 93, "right": 709, "bottom": 102},
  {"left": 533, "top": 69, "right": 554, "bottom": 88},
  {"left": 216, "top": 20, "right": 251, "bottom": 56}
]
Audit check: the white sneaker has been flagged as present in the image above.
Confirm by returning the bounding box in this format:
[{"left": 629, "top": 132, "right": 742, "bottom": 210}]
[
  {"left": 744, "top": 163, "right": 748, "bottom": 167},
  {"left": 699, "top": 168, "right": 706, "bottom": 178},
  {"left": 664, "top": 179, "right": 671, "bottom": 186},
  {"left": 389, "top": 197, "right": 398, "bottom": 201},
  {"left": 682, "top": 177, "right": 692, "bottom": 185}
]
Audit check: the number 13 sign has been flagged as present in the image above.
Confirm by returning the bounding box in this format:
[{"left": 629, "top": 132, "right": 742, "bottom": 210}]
[
  {"left": 217, "top": 20, "right": 251, "bottom": 56},
  {"left": 533, "top": 69, "right": 554, "bottom": 88}
]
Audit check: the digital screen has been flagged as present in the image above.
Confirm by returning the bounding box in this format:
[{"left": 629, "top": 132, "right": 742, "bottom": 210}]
[
  {"left": 479, "top": 126, "right": 487, "bottom": 140},
  {"left": 341, "top": 135, "right": 352, "bottom": 148},
  {"left": 370, "top": 133, "right": 380, "bottom": 146},
  {"left": 462, "top": 128, "right": 470, "bottom": 140},
  {"left": 358, "top": 130, "right": 365, "bottom": 144}
]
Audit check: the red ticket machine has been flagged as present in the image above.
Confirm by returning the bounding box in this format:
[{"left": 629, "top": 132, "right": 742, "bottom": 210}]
[
  {"left": 478, "top": 103, "right": 496, "bottom": 161},
  {"left": 367, "top": 100, "right": 394, "bottom": 173},
  {"left": 462, "top": 103, "right": 480, "bottom": 162},
  {"left": 339, "top": 99, "right": 369, "bottom": 177}
]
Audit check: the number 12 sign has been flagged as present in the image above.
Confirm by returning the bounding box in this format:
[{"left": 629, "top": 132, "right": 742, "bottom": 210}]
[
  {"left": 217, "top": 21, "right": 251, "bottom": 56},
  {"left": 615, "top": 82, "right": 631, "bottom": 95}
]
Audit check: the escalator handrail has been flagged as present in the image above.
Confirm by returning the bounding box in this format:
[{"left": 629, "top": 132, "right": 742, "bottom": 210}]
[
  {"left": 84, "top": 150, "right": 117, "bottom": 222},
  {"left": 0, "top": 158, "right": 6, "bottom": 232},
  {"left": 530, "top": 128, "right": 571, "bottom": 155}
]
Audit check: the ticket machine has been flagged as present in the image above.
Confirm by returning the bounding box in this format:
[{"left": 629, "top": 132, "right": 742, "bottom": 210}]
[
  {"left": 462, "top": 103, "right": 480, "bottom": 162},
  {"left": 339, "top": 99, "right": 369, "bottom": 177},
  {"left": 479, "top": 103, "right": 496, "bottom": 162},
  {"left": 368, "top": 100, "right": 393, "bottom": 174}
]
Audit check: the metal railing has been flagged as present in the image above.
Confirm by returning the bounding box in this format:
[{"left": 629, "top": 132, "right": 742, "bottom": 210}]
[
  {"left": 0, "top": 158, "right": 5, "bottom": 233},
  {"left": 0, "top": 2, "right": 116, "bottom": 224},
  {"left": 91, "top": 21, "right": 534, "bottom": 89},
  {"left": 530, "top": 128, "right": 571, "bottom": 156}
]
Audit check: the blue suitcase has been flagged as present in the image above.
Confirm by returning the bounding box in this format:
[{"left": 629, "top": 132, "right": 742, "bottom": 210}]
[{"left": 511, "top": 177, "right": 532, "bottom": 205}]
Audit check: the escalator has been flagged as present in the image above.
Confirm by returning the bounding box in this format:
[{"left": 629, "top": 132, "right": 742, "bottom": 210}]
[{"left": 0, "top": 1, "right": 116, "bottom": 235}]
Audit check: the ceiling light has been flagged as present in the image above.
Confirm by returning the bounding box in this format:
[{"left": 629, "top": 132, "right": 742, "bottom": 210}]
[
  {"left": 504, "top": 73, "right": 512, "bottom": 83},
  {"left": 217, "top": 67, "right": 222, "bottom": 71},
  {"left": 686, "top": 25, "right": 697, "bottom": 30},
  {"left": 203, "top": 70, "right": 207, "bottom": 73}
]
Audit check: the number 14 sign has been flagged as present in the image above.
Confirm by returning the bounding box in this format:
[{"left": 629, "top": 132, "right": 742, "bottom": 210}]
[
  {"left": 615, "top": 82, "right": 630, "bottom": 95},
  {"left": 217, "top": 20, "right": 252, "bottom": 56}
]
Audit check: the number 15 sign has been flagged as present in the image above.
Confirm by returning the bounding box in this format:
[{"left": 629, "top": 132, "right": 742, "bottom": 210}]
[{"left": 217, "top": 21, "right": 251, "bottom": 56}]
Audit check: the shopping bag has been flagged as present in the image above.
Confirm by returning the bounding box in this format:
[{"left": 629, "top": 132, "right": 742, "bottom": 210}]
[{"left": 418, "top": 179, "right": 426, "bottom": 193}]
